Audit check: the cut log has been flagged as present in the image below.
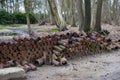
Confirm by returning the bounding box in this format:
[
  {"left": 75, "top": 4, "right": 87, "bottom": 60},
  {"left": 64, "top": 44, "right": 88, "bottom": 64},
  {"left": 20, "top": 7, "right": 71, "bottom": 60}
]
[
  {"left": 60, "top": 57, "right": 67, "bottom": 65},
  {"left": 0, "top": 63, "right": 3, "bottom": 68},
  {"left": 23, "top": 64, "right": 31, "bottom": 72},
  {"left": 52, "top": 59, "right": 60, "bottom": 66},
  {"left": 54, "top": 46, "right": 63, "bottom": 52},
  {"left": 58, "top": 40, "right": 68, "bottom": 46},
  {"left": 3, "top": 60, "right": 17, "bottom": 68},
  {"left": 52, "top": 54, "right": 58, "bottom": 60},
  {"left": 59, "top": 45, "right": 66, "bottom": 49},
  {"left": 53, "top": 50, "right": 60, "bottom": 56},
  {"left": 28, "top": 63, "right": 37, "bottom": 71},
  {"left": 34, "top": 58, "right": 44, "bottom": 66}
]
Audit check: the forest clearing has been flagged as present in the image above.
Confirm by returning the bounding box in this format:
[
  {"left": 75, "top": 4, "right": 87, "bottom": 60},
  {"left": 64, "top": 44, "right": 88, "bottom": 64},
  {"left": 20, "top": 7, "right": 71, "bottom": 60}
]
[{"left": 0, "top": 0, "right": 120, "bottom": 80}]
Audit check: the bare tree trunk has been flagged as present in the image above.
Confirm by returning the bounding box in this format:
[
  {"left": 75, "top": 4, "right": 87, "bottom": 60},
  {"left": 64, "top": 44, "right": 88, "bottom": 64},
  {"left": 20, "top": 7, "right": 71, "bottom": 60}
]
[
  {"left": 49, "top": 11, "right": 55, "bottom": 25},
  {"left": 102, "top": 0, "right": 112, "bottom": 24},
  {"left": 94, "top": 0, "right": 103, "bottom": 32},
  {"left": 15, "top": 0, "right": 19, "bottom": 12},
  {"left": 66, "top": 0, "right": 71, "bottom": 24},
  {"left": 24, "top": 0, "right": 32, "bottom": 36},
  {"left": 70, "top": 0, "right": 77, "bottom": 27},
  {"left": 112, "top": 0, "right": 119, "bottom": 25},
  {"left": 84, "top": 0, "right": 91, "bottom": 32},
  {"left": 76, "top": 0, "right": 84, "bottom": 31},
  {"left": 91, "top": 0, "right": 97, "bottom": 30},
  {"left": 0, "top": 0, "right": 5, "bottom": 9},
  {"left": 48, "top": 0, "right": 67, "bottom": 31},
  {"left": 55, "top": 0, "right": 67, "bottom": 31}
]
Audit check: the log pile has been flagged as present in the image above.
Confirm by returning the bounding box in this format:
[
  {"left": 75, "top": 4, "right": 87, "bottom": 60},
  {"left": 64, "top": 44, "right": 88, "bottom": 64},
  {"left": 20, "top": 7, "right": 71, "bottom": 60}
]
[{"left": 0, "top": 30, "right": 120, "bottom": 72}]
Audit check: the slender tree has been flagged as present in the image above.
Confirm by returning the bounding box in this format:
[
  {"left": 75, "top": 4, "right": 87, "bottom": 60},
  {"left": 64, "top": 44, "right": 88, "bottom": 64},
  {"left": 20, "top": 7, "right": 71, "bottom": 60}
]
[
  {"left": 91, "top": 0, "right": 97, "bottom": 30},
  {"left": 76, "top": 0, "right": 84, "bottom": 31},
  {"left": 112, "top": 0, "right": 119, "bottom": 25},
  {"left": 102, "top": 0, "right": 112, "bottom": 24},
  {"left": 24, "top": 0, "right": 32, "bottom": 36},
  {"left": 15, "top": 0, "right": 19, "bottom": 12},
  {"left": 94, "top": 0, "right": 103, "bottom": 32}
]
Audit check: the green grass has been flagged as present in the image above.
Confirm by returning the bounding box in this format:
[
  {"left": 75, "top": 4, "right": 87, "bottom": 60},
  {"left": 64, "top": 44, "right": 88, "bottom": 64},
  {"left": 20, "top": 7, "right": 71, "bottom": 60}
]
[
  {"left": 0, "top": 24, "right": 23, "bottom": 29},
  {"left": 37, "top": 28, "right": 59, "bottom": 32},
  {"left": 49, "top": 28, "right": 59, "bottom": 32},
  {"left": 0, "top": 32, "right": 18, "bottom": 36},
  {"left": 0, "top": 25, "right": 7, "bottom": 29}
]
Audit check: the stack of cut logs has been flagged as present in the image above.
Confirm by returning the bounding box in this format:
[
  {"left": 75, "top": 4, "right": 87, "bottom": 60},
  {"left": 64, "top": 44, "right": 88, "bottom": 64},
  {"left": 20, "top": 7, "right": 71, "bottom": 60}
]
[{"left": 0, "top": 30, "right": 120, "bottom": 72}]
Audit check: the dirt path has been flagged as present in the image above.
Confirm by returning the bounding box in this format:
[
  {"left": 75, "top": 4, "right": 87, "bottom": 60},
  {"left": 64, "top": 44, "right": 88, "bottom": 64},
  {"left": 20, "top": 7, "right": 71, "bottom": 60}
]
[{"left": 26, "top": 50, "right": 120, "bottom": 80}]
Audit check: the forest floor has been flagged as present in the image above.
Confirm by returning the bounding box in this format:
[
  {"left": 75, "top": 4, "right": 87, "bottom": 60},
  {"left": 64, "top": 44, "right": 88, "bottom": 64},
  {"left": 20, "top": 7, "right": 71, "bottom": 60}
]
[
  {"left": 0, "top": 23, "right": 120, "bottom": 39},
  {"left": 0, "top": 24, "right": 120, "bottom": 35}
]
